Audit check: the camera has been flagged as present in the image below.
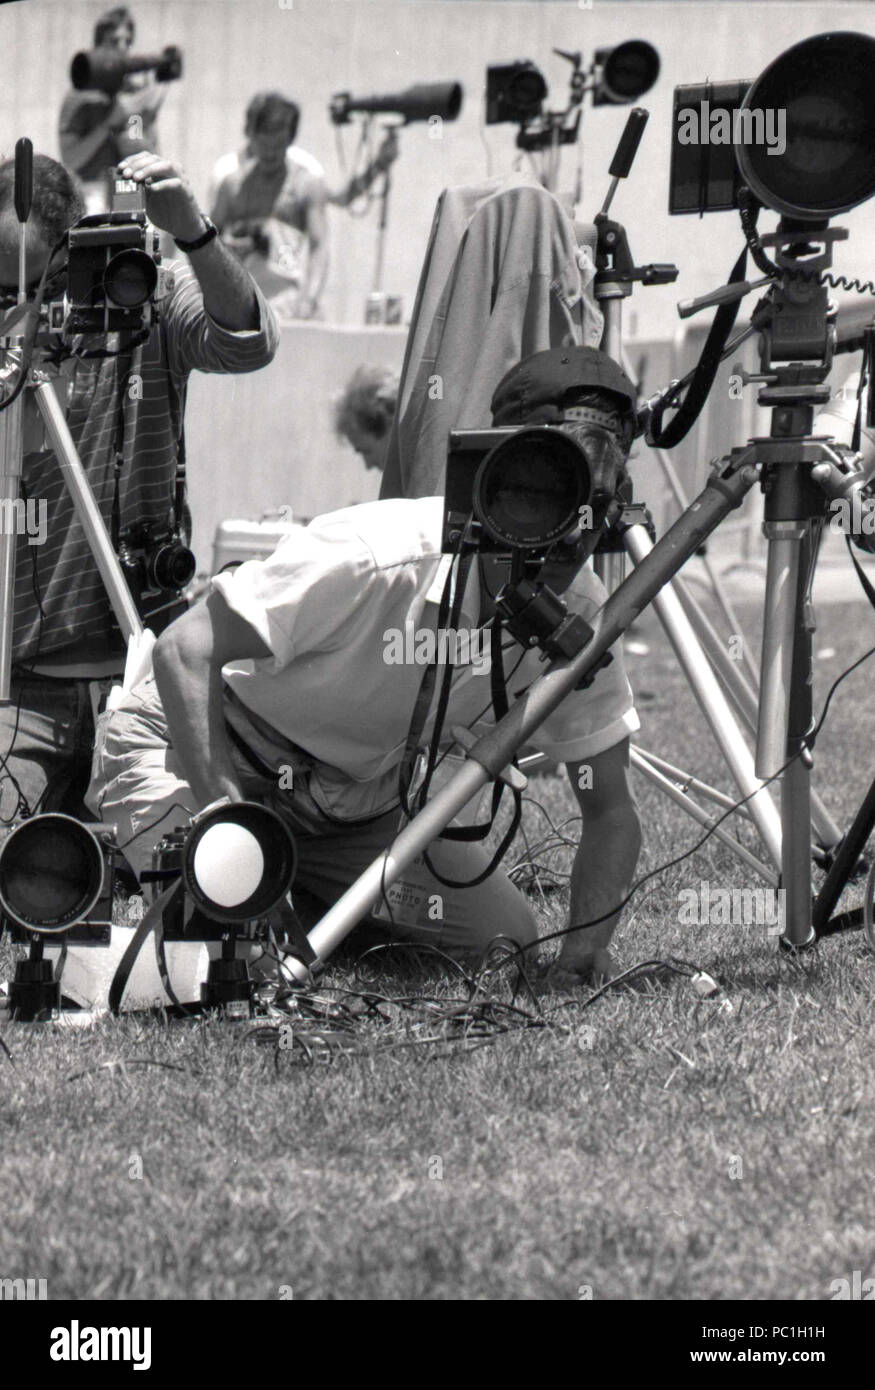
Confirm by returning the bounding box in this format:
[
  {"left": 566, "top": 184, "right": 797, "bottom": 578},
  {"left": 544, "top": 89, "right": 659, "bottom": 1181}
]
[
  {"left": 0, "top": 815, "right": 116, "bottom": 943},
  {"left": 485, "top": 42, "right": 659, "bottom": 153},
  {"left": 117, "top": 520, "right": 196, "bottom": 630},
  {"left": 668, "top": 31, "right": 875, "bottom": 220},
  {"left": 71, "top": 44, "right": 183, "bottom": 96},
  {"left": 47, "top": 178, "right": 172, "bottom": 337},
  {"left": 442, "top": 426, "right": 594, "bottom": 558},
  {"left": 329, "top": 82, "right": 463, "bottom": 126}
]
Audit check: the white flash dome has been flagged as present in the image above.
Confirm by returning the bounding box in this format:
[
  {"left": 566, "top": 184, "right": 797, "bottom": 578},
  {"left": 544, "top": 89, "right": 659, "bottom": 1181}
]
[{"left": 192, "top": 823, "right": 265, "bottom": 907}]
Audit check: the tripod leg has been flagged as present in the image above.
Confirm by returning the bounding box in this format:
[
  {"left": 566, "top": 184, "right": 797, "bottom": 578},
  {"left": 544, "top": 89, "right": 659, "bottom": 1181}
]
[
  {"left": 812, "top": 772, "right": 875, "bottom": 934},
  {"left": 623, "top": 522, "right": 782, "bottom": 868},
  {"left": 780, "top": 524, "right": 817, "bottom": 947},
  {"left": 0, "top": 379, "right": 25, "bottom": 702},
  {"left": 673, "top": 573, "right": 842, "bottom": 852},
  {"left": 756, "top": 525, "right": 802, "bottom": 779},
  {"left": 630, "top": 747, "right": 778, "bottom": 884},
  {"left": 34, "top": 380, "right": 143, "bottom": 642}
]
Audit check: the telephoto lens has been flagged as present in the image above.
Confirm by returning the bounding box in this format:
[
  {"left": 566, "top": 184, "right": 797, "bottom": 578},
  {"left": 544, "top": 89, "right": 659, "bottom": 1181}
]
[{"left": 472, "top": 427, "right": 592, "bottom": 550}]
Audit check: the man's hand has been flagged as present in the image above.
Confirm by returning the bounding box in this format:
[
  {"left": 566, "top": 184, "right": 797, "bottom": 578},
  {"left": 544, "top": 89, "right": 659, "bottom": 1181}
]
[
  {"left": 117, "top": 151, "right": 204, "bottom": 243},
  {"left": 373, "top": 128, "right": 400, "bottom": 173}
]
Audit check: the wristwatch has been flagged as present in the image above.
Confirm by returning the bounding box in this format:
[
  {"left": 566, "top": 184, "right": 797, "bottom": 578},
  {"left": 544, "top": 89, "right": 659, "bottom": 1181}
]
[{"left": 174, "top": 217, "right": 219, "bottom": 253}]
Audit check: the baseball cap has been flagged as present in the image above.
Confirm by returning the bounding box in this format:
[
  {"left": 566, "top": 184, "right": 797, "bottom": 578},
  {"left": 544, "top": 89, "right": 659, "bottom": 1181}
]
[{"left": 490, "top": 346, "right": 637, "bottom": 427}]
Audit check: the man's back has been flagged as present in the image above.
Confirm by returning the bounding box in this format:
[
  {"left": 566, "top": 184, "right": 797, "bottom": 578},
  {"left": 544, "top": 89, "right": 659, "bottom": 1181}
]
[{"left": 214, "top": 495, "right": 638, "bottom": 815}]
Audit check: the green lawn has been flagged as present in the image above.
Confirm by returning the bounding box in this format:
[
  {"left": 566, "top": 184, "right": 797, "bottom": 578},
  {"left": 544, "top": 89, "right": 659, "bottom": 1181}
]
[{"left": 1, "top": 596, "right": 874, "bottom": 1301}]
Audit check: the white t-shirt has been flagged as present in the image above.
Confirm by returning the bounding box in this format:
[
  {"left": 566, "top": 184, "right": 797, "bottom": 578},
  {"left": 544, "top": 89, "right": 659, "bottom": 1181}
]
[{"left": 212, "top": 497, "right": 639, "bottom": 784}]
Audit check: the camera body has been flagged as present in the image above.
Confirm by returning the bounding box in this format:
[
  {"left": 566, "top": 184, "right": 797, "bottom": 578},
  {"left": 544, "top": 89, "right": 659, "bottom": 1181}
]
[
  {"left": 485, "top": 62, "right": 547, "bottom": 125},
  {"left": 442, "top": 426, "right": 593, "bottom": 558},
  {"left": 444, "top": 428, "right": 518, "bottom": 554},
  {"left": 117, "top": 520, "right": 196, "bottom": 632},
  {"left": 48, "top": 180, "right": 171, "bottom": 337}
]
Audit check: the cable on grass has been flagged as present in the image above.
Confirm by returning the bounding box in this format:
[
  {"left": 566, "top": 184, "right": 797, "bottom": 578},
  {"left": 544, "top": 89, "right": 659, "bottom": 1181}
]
[{"left": 65, "top": 1057, "right": 203, "bottom": 1083}]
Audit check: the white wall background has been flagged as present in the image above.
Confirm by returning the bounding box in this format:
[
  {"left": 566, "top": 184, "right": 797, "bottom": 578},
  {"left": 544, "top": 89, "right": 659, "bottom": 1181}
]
[
  {"left": 2, "top": 0, "right": 874, "bottom": 336},
  {"left": 0, "top": 0, "right": 869, "bottom": 551}
]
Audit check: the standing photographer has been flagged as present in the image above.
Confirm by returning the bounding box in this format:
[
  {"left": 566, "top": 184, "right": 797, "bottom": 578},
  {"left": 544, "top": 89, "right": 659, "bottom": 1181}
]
[
  {"left": 0, "top": 150, "right": 278, "bottom": 825},
  {"left": 58, "top": 6, "right": 166, "bottom": 213}
]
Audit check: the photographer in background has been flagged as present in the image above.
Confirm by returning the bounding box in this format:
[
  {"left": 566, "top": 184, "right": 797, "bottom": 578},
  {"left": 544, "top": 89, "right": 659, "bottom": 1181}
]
[
  {"left": 89, "top": 348, "right": 641, "bottom": 988},
  {"left": 58, "top": 6, "right": 166, "bottom": 214},
  {"left": 210, "top": 92, "right": 399, "bottom": 323},
  {"left": 210, "top": 92, "right": 329, "bottom": 323},
  {"left": 335, "top": 364, "right": 399, "bottom": 473},
  {"left": 0, "top": 149, "right": 278, "bottom": 826}
]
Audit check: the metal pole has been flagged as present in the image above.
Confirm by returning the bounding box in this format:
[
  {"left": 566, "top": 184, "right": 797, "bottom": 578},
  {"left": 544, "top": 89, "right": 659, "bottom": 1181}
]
[
  {"left": 0, "top": 386, "right": 25, "bottom": 703},
  {"left": 33, "top": 380, "right": 143, "bottom": 642},
  {"left": 373, "top": 168, "right": 391, "bottom": 295},
  {"left": 623, "top": 523, "right": 782, "bottom": 868},
  {"left": 0, "top": 139, "right": 33, "bottom": 703},
  {"left": 755, "top": 524, "right": 802, "bottom": 780}
]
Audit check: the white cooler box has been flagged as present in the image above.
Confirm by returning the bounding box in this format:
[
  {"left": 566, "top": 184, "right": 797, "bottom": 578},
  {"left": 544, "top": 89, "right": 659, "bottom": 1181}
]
[{"left": 212, "top": 510, "right": 309, "bottom": 574}]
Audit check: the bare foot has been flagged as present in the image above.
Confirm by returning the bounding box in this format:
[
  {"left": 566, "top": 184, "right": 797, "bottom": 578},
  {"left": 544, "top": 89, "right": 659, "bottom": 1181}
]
[{"left": 541, "top": 948, "right": 619, "bottom": 992}]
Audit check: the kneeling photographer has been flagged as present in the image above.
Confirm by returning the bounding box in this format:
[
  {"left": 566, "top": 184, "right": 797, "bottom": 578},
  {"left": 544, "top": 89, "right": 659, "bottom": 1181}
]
[
  {"left": 0, "top": 148, "right": 278, "bottom": 827},
  {"left": 88, "top": 347, "right": 642, "bottom": 987}
]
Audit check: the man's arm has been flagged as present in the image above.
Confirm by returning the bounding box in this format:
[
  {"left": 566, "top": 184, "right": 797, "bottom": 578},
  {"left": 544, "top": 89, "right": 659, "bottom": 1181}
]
[
  {"left": 118, "top": 150, "right": 262, "bottom": 332},
  {"left": 152, "top": 589, "right": 271, "bottom": 808},
  {"left": 555, "top": 739, "right": 642, "bottom": 983},
  {"left": 300, "top": 179, "right": 329, "bottom": 318}
]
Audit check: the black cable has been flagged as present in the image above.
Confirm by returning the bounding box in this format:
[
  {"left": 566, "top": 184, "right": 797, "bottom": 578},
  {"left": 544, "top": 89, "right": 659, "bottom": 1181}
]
[{"left": 116, "top": 802, "right": 193, "bottom": 853}]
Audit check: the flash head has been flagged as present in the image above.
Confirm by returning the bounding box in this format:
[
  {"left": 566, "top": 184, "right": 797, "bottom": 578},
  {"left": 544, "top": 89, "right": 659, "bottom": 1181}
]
[
  {"left": 182, "top": 801, "right": 297, "bottom": 924},
  {"left": 736, "top": 31, "right": 875, "bottom": 221},
  {"left": 473, "top": 427, "right": 592, "bottom": 551}
]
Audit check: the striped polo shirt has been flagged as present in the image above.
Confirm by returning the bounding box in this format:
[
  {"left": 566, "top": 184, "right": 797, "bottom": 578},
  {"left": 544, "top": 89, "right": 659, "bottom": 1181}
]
[{"left": 13, "top": 260, "right": 278, "bottom": 663}]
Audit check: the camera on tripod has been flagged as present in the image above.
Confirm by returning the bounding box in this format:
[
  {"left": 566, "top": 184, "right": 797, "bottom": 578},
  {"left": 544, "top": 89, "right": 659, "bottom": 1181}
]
[
  {"left": 117, "top": 519, "right": 196, "bottom": 623},
  {"left": 668, "top": 31, "right": 875, "bottom": 219},
  {"left": 442, "top": 427, "right": 594, "bottom": 558},
  {"left": 47, "top": 178, "right": 171, "bottom": 337},
  {"left": 441, "top": 425, "right": 622, "bottom": 668},
  {"left": 485, "top": 41, "right": 660, "bottom": 153}
]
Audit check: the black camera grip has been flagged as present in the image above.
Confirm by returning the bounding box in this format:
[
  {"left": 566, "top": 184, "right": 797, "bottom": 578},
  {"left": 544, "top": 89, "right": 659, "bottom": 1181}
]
[
  {"left": 608, "top": 108, "right": 648, "bottom": 181},
  {"left": 14, "top": 138, "right": 32, "bottom": 224}
]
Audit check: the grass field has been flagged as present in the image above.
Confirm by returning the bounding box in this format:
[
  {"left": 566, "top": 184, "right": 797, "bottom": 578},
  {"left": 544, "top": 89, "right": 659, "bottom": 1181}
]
[{"left": 1, "top": 594, "right": 875, "bottom": 1301}]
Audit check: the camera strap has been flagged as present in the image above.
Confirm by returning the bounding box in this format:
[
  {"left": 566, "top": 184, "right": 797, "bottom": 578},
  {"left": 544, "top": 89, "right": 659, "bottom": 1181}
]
[
  {"left": 397, "top": 549, "right": 522, "bottom": 889},
  {"left": 398, "top": 547, "right": 470, "bottom": 822},
  {"left": 110, "top": 347, "right": 136, "bottom": 550},
  {"left": 109, "top": 879, "right": 190, "bottom": 1016},
  {"left": 110, "top": 349, "right": 187, "bottom": 551},
  {"left": 648, "top": 241, "right": 749, "bottom": 449}
]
